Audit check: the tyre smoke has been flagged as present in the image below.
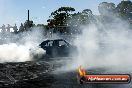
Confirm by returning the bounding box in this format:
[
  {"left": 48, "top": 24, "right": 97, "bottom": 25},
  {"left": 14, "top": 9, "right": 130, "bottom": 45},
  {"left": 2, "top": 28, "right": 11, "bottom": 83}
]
[
  {"left": 60, "top": 16, "right": 132, "bottom": 73},
  {"left": 0, "top": 27, "right": 46, "bottom": 63}
]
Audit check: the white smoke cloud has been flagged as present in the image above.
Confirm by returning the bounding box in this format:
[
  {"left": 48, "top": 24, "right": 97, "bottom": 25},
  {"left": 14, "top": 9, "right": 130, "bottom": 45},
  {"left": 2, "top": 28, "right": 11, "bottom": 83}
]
[
  {"left": 58, "top": 16, "right": 132, "bottom": 73},
  {"left": 73, "top": 20, "right": 132, "bottom": 71},
  {"left": 0, "top": 43, "right": 31, "bottom": 62},
  {"left": 0, "top": 27, "right": 46, "bottom": 63}
]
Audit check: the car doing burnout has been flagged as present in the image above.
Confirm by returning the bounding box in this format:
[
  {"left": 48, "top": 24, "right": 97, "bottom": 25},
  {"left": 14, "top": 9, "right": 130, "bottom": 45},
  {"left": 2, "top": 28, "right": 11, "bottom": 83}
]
[{"left": 39, "top": 39, "right": 77, "bottom": 57}]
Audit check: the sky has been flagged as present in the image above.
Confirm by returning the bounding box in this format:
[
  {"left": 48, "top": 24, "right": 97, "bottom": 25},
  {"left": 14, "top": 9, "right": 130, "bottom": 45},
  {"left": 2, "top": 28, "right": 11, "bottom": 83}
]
[{"left": 0, "top": 0, "right": 127, "bottom": 27}]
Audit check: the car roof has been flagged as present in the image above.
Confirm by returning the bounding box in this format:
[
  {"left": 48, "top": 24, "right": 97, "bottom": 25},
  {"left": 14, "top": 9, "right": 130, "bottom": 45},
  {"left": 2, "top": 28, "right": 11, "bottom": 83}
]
[
  {"left": 41, "top": 39, "right": 65, "bottom": 44},
  {"left": 44, "top": 39, "right": 65, "bottom": 42}
]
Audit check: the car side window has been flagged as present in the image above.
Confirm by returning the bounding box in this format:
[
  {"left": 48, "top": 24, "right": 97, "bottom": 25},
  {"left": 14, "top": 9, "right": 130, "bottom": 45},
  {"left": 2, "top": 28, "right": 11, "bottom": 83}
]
[
  {"left": 46, "top": 41, "right": 53, "bottom": 46},
  {"left": 44, "top": 43, "right": 48, "bottom": 46},
  {"left": 59, "top": 40, "right": 66, "bottom": 46}
]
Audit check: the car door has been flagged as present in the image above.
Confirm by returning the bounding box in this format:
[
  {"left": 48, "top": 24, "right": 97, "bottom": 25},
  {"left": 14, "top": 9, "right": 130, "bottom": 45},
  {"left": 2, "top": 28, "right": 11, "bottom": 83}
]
[
  {"left": 58, "top": 40, "right": 69, "bottom": 56},
  {"left": 45, "top": 41, "right": 53, "bottom": 56}
]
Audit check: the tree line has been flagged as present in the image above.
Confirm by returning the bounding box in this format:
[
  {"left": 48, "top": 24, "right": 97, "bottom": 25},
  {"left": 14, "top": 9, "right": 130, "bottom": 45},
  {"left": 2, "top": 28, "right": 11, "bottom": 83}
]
[{"left": 18, "top": 0, "right": 132, "bottom": 34}]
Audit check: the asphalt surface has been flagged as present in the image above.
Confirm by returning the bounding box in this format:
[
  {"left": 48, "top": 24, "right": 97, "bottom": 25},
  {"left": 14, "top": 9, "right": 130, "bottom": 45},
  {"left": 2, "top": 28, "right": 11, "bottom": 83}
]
[{"left": 0, "top": 58, "right": 131, "bottom": 88}]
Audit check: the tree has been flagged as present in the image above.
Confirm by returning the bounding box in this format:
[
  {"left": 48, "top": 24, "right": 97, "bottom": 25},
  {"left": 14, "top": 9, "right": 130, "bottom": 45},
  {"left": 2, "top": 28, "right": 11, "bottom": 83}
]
[
  {"left": 37, "top": 24, "right": 47, "bottom": 31},
  {"left": 13, "top": 24, "right": 18, "bottom": 33},
  {"left": 116, "top": 0, "right": 132, "bottom": 21},
  {"left": 98, "top": 2, "right": 116, "bottom": 16},
  {"left": 19, "top": 23, "right": 25, "bottom": 32},
  {"left": 47, "top": 7, "right": 75, "bottom": 28},
  {"left": 18, "top": 20, "right": 35, "bottom": 33},
  {"left": 23, "top": 20, "right": 35, "bottom": 30},
  {"left": 98, "top": 2, "right": 116, "bottom": 23},
  {"left": 81, "top": 9, "right": 94, "bottom": 24},
  {"left": 66, "top": 9, "right": 95, "bottom": 34},
  {"left": 68, "top": 9, "right": 94, "bottom": 26}
]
